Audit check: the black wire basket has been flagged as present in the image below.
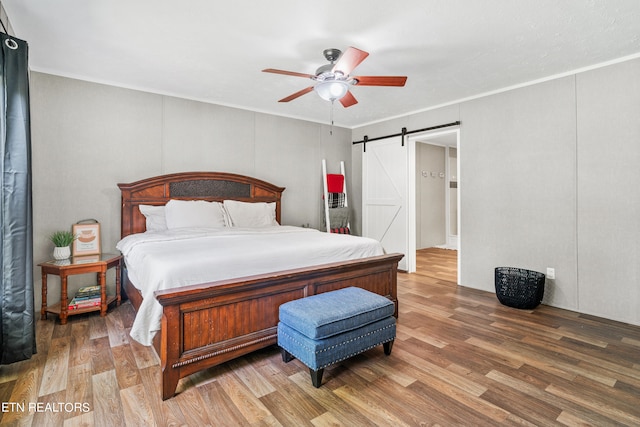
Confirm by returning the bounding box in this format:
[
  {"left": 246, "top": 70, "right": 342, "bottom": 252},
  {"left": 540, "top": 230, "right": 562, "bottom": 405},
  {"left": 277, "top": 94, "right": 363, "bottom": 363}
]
[{"left": 495, "top": 267, "right": 545, "bottom": 309}]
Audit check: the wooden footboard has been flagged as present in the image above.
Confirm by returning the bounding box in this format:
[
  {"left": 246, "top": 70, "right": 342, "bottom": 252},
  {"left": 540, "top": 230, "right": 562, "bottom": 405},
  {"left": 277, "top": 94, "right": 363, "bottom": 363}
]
[{"left": 125, "top": 253, "right": 402, "bottom": 400}]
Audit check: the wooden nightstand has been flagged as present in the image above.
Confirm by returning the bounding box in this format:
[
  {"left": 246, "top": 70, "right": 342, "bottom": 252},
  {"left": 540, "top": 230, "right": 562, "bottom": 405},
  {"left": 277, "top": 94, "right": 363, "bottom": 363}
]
[{"left": 39, "top": 253, "right": 122, "bottom": 324}]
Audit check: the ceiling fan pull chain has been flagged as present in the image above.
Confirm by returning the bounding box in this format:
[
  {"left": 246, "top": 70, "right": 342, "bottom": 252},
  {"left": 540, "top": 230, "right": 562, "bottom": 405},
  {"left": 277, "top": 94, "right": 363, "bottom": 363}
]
[{"left": 330, "top": 101, "right": 335, "bottom": 135}]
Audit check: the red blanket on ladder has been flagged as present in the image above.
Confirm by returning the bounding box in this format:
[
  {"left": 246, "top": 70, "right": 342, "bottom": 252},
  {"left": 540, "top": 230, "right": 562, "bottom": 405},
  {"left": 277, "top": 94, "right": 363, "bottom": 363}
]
[{"left": 326, "top": 174, "right": 344, "bottom": 193}]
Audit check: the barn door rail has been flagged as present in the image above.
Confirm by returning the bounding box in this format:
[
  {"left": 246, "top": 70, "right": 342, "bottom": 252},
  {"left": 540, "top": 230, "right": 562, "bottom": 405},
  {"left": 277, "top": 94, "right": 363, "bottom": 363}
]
[{"left": 353, "top": 121, "right": 460, "bottom": 152}]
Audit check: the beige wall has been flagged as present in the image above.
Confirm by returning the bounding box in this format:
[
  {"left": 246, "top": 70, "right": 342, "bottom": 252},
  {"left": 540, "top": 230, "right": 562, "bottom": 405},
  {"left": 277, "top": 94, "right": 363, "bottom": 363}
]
[
  {"left": 575, "top": 59, "right": 640, "bottom": 322},
  {"left": 416, "top": 143, "right": 446, "bottom": 248},
  {"left": 353, "top": 57, "right": 640, "bottom": 327},
  {"left": 30, "top": 72, "right": 352, "bottom": 307},
  {"left": 460, "top": 76, "right": 578, "bottom": 309}
]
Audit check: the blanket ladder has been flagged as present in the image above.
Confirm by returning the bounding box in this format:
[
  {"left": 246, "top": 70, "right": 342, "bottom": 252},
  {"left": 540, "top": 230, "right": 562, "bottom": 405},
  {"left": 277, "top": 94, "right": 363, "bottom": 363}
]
[{"left": 322, "top": 159, "right": 350, "bottom": 234}]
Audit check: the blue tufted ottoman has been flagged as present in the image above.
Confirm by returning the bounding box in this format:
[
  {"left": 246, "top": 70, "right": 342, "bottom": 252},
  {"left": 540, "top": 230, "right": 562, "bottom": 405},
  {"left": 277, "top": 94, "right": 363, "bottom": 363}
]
[{"left": 277, "top": 287, "right": 396, "bottom": 387}]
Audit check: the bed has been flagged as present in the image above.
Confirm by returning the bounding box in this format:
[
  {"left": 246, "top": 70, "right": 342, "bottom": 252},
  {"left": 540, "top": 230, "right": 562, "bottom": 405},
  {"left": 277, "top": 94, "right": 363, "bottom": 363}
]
[{"left": 118, "top": 171, "right": 403, "bottom": 400}]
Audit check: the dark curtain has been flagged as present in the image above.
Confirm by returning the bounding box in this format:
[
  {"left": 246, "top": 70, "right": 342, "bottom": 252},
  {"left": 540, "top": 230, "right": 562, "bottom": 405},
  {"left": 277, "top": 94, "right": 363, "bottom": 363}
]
[{"left": 0, "top": 33, "right": 34, "bottom": 364}]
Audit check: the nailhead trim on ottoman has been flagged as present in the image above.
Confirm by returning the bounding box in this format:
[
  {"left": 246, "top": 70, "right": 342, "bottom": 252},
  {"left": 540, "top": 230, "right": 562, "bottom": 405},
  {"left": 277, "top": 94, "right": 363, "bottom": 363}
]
[{"left": 277, "top": 287, "right": 396, "bottom": 387}]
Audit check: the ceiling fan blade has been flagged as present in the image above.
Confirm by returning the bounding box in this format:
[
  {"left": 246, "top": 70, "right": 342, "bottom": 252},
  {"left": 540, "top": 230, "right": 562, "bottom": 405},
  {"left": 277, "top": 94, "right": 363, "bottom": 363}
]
[
  {"left": 262, "top": 68, "right": 315, "bottom": 79},
  {"left": 332, "top": 47, "right": 369, "bottom": 75},
  {"left": 278, "top": 86, "right": 314, "bottom": 102},
  {"left": 352, "top": 76, "right": 408, "bottom": 86},
  {"left": 339, "top": 91, "right": 358, "bottom": 108}
]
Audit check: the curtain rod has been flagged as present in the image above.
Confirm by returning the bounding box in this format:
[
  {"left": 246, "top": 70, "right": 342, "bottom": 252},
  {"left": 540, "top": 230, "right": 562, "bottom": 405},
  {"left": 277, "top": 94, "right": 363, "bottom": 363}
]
[
  {"left": 0, "top": 15, "right": 8, "bottom": 34},
  {"left": 352, "top": 121, "right": 460, "bottom": 151}
]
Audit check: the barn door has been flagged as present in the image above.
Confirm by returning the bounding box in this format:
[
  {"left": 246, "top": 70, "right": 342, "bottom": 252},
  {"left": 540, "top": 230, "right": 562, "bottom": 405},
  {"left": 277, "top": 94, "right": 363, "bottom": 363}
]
[{"left": 362, "top": 137, "right": 408, "bottom": 271}]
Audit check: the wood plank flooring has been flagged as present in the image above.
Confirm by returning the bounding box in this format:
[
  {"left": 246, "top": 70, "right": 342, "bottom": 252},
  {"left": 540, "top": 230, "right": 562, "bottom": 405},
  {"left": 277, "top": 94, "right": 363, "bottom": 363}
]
[
  {"left": 416, "top": 247, "right": 458, "bottom": 283},
  {"left": 2, "top": 248, "right": 640, "bottom": 426}
]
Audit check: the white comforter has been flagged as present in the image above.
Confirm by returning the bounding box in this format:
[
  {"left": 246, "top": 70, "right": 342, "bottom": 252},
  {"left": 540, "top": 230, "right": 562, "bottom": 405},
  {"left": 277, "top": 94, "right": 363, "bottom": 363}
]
[{"left": 116, "top": 226, "right": 384, "bottom": 345}]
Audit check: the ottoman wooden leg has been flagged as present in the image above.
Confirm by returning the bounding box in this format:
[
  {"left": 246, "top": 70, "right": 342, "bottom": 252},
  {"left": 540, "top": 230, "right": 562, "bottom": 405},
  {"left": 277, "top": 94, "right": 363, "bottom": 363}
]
[
  {"left": 310, "top": 368, "right": 324, "bottom": 388},
  {"left": 281, "top": 348, "right": 295, "bottom": 363},
  {"left": 383, "top": 339, "right": 394, "bottom": 356}
]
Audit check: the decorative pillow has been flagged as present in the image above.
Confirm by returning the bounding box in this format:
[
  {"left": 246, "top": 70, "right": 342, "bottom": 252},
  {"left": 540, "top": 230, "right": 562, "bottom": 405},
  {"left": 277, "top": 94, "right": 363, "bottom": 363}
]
[
  {"left": 139, "top": 205, "right": 167, "bottom": 232},
  {"left": 164, "top": 199, "right": 226, "bottom": 229},
  {"left": 223, "top": 200, "right": 278, "bottom": 227}
]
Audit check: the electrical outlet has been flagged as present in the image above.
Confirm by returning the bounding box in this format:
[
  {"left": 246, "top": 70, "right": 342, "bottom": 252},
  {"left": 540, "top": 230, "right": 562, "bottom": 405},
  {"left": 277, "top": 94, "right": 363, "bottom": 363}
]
[{"left": 546, "top": 267, "right": 555, "bottom": 280}]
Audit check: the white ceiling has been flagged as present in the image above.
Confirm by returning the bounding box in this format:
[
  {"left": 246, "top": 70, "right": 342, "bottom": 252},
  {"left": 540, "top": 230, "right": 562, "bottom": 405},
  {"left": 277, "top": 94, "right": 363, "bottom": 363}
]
[{"left": 3, "top": 1, "right": 640, "bottom": 128}]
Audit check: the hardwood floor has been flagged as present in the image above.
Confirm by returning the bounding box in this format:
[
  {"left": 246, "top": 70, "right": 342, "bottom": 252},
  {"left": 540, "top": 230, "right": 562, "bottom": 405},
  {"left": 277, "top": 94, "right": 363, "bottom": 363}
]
[
  {"left": 2, "top": 249, "right": 640, "bottom": 426},
  {"left": 416, "top": 247, "right": 458, "bottom": 283}
]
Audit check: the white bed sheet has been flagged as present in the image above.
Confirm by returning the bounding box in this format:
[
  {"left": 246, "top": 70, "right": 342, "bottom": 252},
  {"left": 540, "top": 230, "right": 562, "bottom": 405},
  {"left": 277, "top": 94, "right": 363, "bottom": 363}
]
[{"left": 116, "top": 226, "right": 385, "bottom": 345}]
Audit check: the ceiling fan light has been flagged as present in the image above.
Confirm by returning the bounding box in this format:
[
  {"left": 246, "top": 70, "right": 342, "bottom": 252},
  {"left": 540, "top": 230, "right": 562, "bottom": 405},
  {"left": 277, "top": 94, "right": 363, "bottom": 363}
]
[{"left": 314, "top": 80, "right": 349, "bottom": 102}]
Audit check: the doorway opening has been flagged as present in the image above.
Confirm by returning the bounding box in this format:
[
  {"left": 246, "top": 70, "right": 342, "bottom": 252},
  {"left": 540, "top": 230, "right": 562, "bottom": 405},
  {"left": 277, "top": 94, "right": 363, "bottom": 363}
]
[{"left": 407, "top": 129, "right": 460, "bottom": 283}]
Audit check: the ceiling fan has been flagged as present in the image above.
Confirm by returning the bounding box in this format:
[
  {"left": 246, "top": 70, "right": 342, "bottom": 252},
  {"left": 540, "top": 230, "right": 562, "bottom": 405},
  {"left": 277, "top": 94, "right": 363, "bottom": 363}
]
[{"left": 262, "top": 47, "right": 407, "bottom": 108}]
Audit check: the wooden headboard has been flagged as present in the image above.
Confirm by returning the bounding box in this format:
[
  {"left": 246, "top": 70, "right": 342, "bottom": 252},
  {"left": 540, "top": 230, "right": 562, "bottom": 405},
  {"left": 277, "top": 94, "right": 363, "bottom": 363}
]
[{"left": 118, "top": 172, "right": 286, "bottom": 238}]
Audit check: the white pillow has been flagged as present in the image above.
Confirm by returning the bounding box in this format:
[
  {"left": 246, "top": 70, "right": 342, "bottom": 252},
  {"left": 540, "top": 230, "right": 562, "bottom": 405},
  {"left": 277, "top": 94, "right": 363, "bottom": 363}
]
[
  {"left": 139, "top": 205, "right": 167, "bottom": 232},
  {"left": 223, "top": 200, "right": 278, "bottom": 227},
  {"left": 164, "top": 199, "right": 227, "bottom": 229}
]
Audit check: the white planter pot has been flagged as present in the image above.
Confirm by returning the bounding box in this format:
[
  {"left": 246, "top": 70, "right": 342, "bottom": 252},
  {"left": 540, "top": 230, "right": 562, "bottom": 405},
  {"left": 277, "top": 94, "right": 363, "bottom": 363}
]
[{"left": 53, "top": 246, "right": 71, "bottom": 260}]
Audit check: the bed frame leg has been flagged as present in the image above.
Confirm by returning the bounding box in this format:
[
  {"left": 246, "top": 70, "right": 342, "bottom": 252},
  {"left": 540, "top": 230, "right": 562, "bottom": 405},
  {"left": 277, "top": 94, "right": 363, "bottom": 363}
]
[{"left": 162, "top": 370, "right": 180, "bottom": 400}]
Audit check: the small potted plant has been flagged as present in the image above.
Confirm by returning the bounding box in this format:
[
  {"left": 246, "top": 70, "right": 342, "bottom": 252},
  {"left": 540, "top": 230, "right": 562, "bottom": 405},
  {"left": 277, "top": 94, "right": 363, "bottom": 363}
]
[{"left": 49, "top": 230, "right": 77, "bottom": 260}]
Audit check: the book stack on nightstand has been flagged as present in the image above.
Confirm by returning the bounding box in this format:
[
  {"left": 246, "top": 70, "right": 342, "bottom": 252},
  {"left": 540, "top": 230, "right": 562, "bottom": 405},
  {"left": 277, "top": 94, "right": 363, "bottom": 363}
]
[{"left": 68, "top": 285, "right": 102, "bottom": 310}]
